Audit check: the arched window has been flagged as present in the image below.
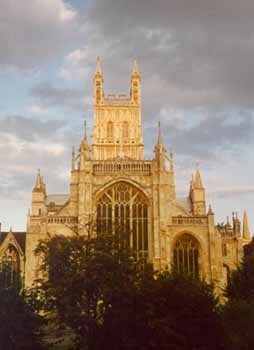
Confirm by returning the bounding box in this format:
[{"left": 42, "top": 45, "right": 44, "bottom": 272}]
[
  {"left": 96, "top": 182, "right": 149, "bottom": 262},
  {"left": 173, "top": 234, "right": 200, "bottom": 278},
  {"left": 122, "top": 121, "right": 129, "bottom": 140},
  {"left": 107, "top": 121, "right": 114, "bottom": 139},
  {"left": 0, "top": 245, "right": 21, "bottom": 289}
]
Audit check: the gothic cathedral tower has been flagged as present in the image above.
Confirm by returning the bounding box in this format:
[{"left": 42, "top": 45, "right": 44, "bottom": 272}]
[{"left": 24, "top": 59, "right": 250, "bottom": 289}]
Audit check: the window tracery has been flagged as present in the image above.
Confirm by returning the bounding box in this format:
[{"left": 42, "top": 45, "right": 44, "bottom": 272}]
[
  {"left": 0, "top": 244, "right": 21, "bottom": 289},
  {"left": 96, "top": 182, "right": 149, "bottom": 262},
  {"left": 173, "top": 234, "right": 199, "bottom": 278}
]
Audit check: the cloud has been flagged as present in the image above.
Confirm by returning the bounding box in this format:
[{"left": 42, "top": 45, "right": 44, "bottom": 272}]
[
  {"left": 30, "top": 82, "right": 90, "bottom": 112},
  {"left": 170, "top": 110, "right": 254, "bottom": 159},
  {"left": 0, "top": 115, "right": 80, "bottom": 199},
  {"left": 65, "top": 0, "right": 254, "bottom": 110},
  {"left": 0, "top": 115, "right": 66, "bottom": 141},
  {"left": 0, "top": 0, "right": 79, "bottom": 69}
]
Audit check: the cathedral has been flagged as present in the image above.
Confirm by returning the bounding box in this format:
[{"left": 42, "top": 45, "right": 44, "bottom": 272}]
[{"left": 0, "top": 58, "right": 251, "bottom": 290}]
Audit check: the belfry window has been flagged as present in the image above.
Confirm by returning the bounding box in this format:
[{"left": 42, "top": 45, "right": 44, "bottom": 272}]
[
  {"left": 107, "top": 121, "right": 114, "bottom": 139},
  {"left": 173, "top": 234, "right": 199, "bottom": 278},
  {"left": 96, "top": 182, "right": 149, "bottom": 262},
  {"left": 0, "top": 244, "right": 21, "bottom": 289}
]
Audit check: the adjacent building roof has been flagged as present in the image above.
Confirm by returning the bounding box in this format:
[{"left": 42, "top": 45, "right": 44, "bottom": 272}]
[
  {"left": 0, "top": 231, "right": 26, "bottom": 253},
  {"left": 175, "top": 197, "right": 192, "bottom": 215},
  {"left": 46, "top": 194, "right": 69, "bottom": 206}
]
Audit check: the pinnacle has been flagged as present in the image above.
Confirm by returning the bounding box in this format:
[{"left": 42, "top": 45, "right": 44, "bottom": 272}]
[
  {"left": 157, "top": 121, "right": 163, "bottom": 145},
  {"left": 95, "top": 56, "right": 102, "bottom": 75},
  {"left": 194, "top": 165, "right": 203, "bottom": 189},
  {"left": 243, "top": 210, "right": 250, "bottom": 239},
  {"left": 132, "top": 59, "right": 140, "bottom": 75}
]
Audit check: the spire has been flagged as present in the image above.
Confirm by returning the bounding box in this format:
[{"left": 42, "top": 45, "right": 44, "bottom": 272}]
[
  {"left": 132, "top": 59, "right": 140, "bottom": 75},
  {"left": 193, "top": 164, "right": 203, "bottom": 189},
  {"left": 157, "top": 121, "right": 163, "bottom": 145},
  {"left": 34, "top": 169, "right": 42, "bottom": 190},
  {"left": 33, "top": 169, "right": 46, "bottom": 193},
  {"left": 95, "top": 56, "right": 102, "bottom": 75},
  {"left": 242, "top": 210, "right": 250, "bottom": 239},
  {"left": 35, "top": 169, "right": 41, "bottom": 188}
]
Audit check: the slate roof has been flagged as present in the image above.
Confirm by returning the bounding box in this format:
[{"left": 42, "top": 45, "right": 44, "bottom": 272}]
[
  {"left": 175, "top": 196, "right": 192, "bottom": 215},
  {"left": 46, "top": 194, "right": 69, "bottom": 206}
]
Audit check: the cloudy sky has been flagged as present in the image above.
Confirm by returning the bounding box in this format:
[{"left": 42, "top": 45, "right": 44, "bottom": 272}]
[{"left": 0, "top": 0, "right": 254, "bottom": 232}]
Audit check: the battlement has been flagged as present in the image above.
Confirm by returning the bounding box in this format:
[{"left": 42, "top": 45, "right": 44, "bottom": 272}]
[{"left": 92, "top": 159, "right": 152, "bottom": 175}]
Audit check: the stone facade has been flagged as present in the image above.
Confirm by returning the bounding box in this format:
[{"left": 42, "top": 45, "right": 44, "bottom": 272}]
[{"left": 7, "top": 58, "right": 249, "bottom": 289}]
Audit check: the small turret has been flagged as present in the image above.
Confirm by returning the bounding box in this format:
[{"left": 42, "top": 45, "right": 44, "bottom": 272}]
[
  {"left": 232, "top": 212, "right": 241, "bottom": 237},
  {"left": 242, "top": 210, "right": 250, "bottom": 240},
  {"left": 31, "top": 169, "right": 46, "bottom": 216},
  {"left": 193, "top": 165, "right": 204, "bottom": 189},
  {"left": 154, "top": 121, "right": 166, "bottom": 171},
  {"left": 130, "top": 59, "right": 141, "bottom": 105},
  {"left": 190, "top": 164, "right": 206, "bottom": 216},
  {"left": 94, "top": 56, "right": 104, "bottom": 105},
  {"left": 207, "top": 204, "right": 215, "bottom": 228}
]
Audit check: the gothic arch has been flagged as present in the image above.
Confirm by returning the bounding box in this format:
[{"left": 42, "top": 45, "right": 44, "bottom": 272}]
[
  {"left": 95, "top": 180, "right": 151, "bottom": 262},
  {"left": 171, "top": 232, "right": 203, "bottom": 278},
  {"left": 0, "top": 244, "right": 21, "bottom": 288},
  {"left": 94, "top": 178, "right": 151, "bottom": 203}
]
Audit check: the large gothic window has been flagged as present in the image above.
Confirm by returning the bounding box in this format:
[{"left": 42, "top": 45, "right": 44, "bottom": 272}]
[
  {"left": 0, "top": 245, "right": 21, "bottom": 289},
  {"left": 107, "top": 121, "right": 114, "bottom": 139},
  {"left": 173, "top": 234, "right": 199, "bottom": 278},
  {"left": 96, "top": 182, "right": 149, "bottom": 262}
]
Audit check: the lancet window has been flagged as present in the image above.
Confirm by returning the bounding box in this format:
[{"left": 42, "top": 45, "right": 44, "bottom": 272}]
[
  {"left": 0, "top": 244, "right": 21, "bottom": 289},
  {"left": 107, "top": 121, "right": 114, "bottom": 139},
  {"left": 122, "top": 121, "right": 129, "bottom": 140},
  {"left": 96, "top": 182, "right": 149, "bottom": 262},
  {"left": 173, "top": 234, "right": 199, "bottom": 278}
]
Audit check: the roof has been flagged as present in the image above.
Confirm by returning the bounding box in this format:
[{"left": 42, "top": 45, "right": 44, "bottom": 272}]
[
  {"left": 175, "top": 197, "right": 192, "bottom": 215},
  {"left": 0, "top": 231, "right": 26, "bottom": 253},
  {"left": 46, "top": 194, "right": 69, "bottom": 206}
]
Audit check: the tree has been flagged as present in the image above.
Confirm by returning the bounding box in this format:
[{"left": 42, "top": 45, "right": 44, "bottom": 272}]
[
  {"left": 222, "top": 239, "right": 254, "bottom": 350},
  {"left": 33, "top": 231, "right": 227, "bottom": 350},
  {"left": 99, "top": 271, "right": 227, "bottom": 350},
  {"left": 0, "top": 267, "right": 43, "bottom": 350},
  {"left": 33, "top": 233, "right": 142, "bottom": 350},
  {"left": 226, "top": 239, "right": 254, "bottom": 301}
]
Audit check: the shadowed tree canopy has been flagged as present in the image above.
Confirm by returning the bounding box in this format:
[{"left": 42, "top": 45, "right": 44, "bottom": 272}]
[
  {"left": 226, "top": 238, "right": 254, "bottom": 301},
  {"left": 0, "top": 267, "right": 43, "bottom": 350},
  {"left": 33, "top": 233, "right": 227, "bottom": 350}
]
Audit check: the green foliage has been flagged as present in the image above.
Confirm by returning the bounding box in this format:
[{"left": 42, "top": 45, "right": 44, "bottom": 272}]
[
  {"left": 33, "top": 233, "right": 142, "bottom": 349},
  {"left": 222, "top": 300, "right": 254, "bottom": 350},
  {"left": 222, "top": 239, "right": 254, "bottom": 349},
  {"left": 0, "top": 283, "right": 43, "bottom": 350},
  {"left": 226, "top": 239, "right": 254, "bottom": 301},
  {"left": 33, "top": 234, "right": 226, "bottom": 350},
  {"left": 99, "top": 271, "right": 226, "bottom": 350}
]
